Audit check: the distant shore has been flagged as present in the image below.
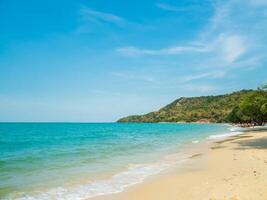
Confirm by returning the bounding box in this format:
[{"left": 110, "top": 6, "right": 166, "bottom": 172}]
[{"left": 94, "top": 129, "right": 267, "bottom": 200}]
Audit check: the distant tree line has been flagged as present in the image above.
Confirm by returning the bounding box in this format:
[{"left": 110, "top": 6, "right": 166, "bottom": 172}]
[
  {"left": 227, "top": 85, "right": 267, "bottom": 126},
  {"left": 118, "top": 86, "right": 267, "bottom": 126}
]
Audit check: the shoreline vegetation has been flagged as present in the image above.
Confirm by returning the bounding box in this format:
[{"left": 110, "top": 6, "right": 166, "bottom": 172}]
[
  {"left": 95, "top": 128, "right": 267, "bottom": 200},
  {"left": 118, "top": 86, "right": 267, "bottom": 127}
]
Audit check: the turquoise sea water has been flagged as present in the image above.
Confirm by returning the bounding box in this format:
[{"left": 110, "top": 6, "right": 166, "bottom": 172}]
[{"left": 0, "top": 123, "right": 232, "bottom": 199}]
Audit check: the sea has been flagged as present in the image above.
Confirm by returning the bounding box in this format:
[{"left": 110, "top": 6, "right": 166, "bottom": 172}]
[{"left": 0, "top": 122, "right": 241, "bottom": 200}]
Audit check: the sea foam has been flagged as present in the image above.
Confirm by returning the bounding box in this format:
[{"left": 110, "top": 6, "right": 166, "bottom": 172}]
[
  {"left": 11, "top": 162, "right": 172, "bottom": 200},
  {"left": 207, "top": 126, "right": 244, "bottom": 140}
]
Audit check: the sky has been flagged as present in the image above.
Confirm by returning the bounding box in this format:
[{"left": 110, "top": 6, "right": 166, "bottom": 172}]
[{"left": 0, "top": 0, "right": 267, "bottom": 122}]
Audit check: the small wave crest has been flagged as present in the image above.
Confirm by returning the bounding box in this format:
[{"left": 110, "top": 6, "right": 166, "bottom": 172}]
[
  {"left": 228, "top": 126, "right": 244, "bottom": 132},
  {"left": 10, "top": 162, "right": 172, "bottom": 200},
  {"left": 207, "top": 125, "right": 244, "bottom": 140},
  {"left": 207, "top": 131, "right": 243, "bottom": 139}
]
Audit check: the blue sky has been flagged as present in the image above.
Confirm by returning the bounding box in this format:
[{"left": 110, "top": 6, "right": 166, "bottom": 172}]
[{"left": 0, "top": 0, "right": 267, "bottom": 122}]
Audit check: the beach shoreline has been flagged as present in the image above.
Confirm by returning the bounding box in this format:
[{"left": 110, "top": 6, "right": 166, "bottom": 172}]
[{"left": 93, "top": 129, "right": 267, "bottom": 200}]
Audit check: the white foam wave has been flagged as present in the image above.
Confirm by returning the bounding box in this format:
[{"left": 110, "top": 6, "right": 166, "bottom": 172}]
[
  {"left": 207, "top": 125, "right": 244, "bottom": 140},
  {"left": 11, "top": 162, "right": 172, "bottom": 200},
  {"left": 228, "top": 126, "right": 244, "bottom": 132},
  {"left": 208, "top": 131, "right": 243, "bottom": 139}
]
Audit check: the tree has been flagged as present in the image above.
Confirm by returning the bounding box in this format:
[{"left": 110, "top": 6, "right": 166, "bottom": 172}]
[
  {"left": 258, "top": 84, "right": 267, "bottom": 91},
  {"left": 238, "top": 91, "right": 267, "bottom": 125},
  {"left": 261, "top": 103, "right": 267, "bottom": 117},
  {"left": 227, "top": 107, "right": 242, "bottom": 123}
]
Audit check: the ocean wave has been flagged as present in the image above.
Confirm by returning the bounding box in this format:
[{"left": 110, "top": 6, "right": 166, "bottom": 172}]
[
  {"left": 207, "top": 131, "right": 243, "bottom": 139},
  {"left": 228, "top": 126, "right": 244, "bottom": 132},
  {"left": 207, "top": 126, "right": 244, "bottom": 140},
  {"left": 9, "top": 162, "right": 172, "bottom": 200}
]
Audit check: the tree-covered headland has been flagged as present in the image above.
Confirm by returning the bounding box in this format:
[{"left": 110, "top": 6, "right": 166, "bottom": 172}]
[{"left": 118, "top": 86, "right": 267, "bottom": 126}]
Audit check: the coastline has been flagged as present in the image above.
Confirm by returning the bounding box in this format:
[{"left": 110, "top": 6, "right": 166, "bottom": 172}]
[
  {"left": 1, "top": 123, "right": 232, "bottom": 200},
  {"left": 94, "top": 129, "right": 267, "bottom": 200}
]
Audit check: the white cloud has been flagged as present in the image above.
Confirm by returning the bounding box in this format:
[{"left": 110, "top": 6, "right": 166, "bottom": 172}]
[
  {"left": 201, "top": 2, "right": 231, "bottom": 38},
  {"left": 156, "top": 3, "right": 180, "bottom": 12},
  {"left": 182, "top": 84, "right": 218, "bottom": 93},
  {"left": 117, "top": 44, "right": 210, "bottom": 56},
  {"left": 216, "top": 34, "right": 247, "bottom": 63},
  {"left": 232, "top": 55, "right": 263, "bottom": 69},
  {"left": 156, "top": 2, "right": 205, "bottom": 12},
  {"left": 117, "top": 33, "right": 247, "bottom": 65},
  {"left": 79, "top": 6, "right": 125, "bottom": 26},
  {"left": 112, "top": 72, "right": 155, "bottom": 82},
  {"left": 116, "top": 0, "right": 266, "bottom": 87},
  {"left": 181, "top": 70, "right": 226, "bottom": 82}
]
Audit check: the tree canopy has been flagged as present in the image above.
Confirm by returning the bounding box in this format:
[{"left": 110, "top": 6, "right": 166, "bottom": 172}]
[{"left": 227, "top": 90, "right": 267, "bottom": 126}]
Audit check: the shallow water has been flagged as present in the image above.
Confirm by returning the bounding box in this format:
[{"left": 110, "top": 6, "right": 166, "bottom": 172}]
[{"left": 0, "top": 122, "right": 231, "bottom": 199}]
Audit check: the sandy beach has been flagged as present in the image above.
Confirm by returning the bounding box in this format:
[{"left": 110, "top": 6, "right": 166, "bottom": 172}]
[{"left": 95, "top": 130, "right": 267, "bottom": 200}]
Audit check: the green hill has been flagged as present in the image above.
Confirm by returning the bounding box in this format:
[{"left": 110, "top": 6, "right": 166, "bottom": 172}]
[{"left": 118, "top": 90, "right": 255, "bottom": 123}]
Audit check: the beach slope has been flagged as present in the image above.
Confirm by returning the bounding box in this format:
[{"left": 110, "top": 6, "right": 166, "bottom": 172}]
[{"left": 96, "top": 130, "right": 267, "bottom": 200}]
